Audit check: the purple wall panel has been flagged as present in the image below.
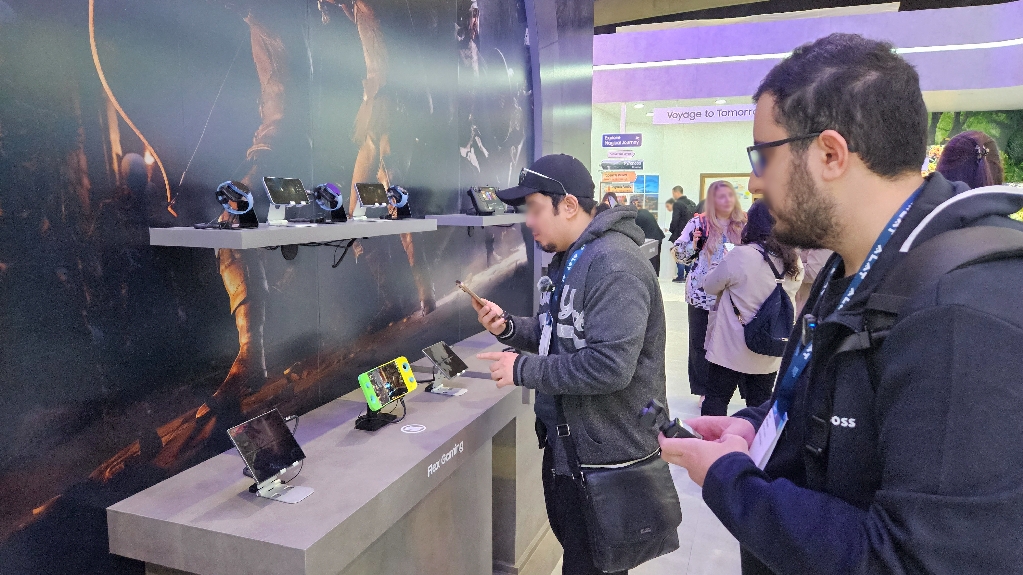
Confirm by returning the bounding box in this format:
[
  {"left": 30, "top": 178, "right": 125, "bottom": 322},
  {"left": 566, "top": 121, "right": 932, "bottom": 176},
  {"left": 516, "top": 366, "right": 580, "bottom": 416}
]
[{"left": 594, "top": 1, "right": 1023, "bottom": 103}]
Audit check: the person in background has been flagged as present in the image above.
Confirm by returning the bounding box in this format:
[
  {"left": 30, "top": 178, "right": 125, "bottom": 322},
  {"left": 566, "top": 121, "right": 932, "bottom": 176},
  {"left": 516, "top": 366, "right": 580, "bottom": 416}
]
[
  {"left": 665, "top": 198, "right": 675, "bottom": 220},
  {"left": 675, "top": 181, "right": 746, "bottom": 405},
  {"left": 936, "top": 130, "right": 1004, "bottom": 190},
  {"left": 669, "top": 186, "right": 697, "bottom": 282},
  {"left": 701, "top": 201, "right": 802, "bottom": 416},
  {"left": 794, "top": 248, "right": 832, "bottom": 314}
]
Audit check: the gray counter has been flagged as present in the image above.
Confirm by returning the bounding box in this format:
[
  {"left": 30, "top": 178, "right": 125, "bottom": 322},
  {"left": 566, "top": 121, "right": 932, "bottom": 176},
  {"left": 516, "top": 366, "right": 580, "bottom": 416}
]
[{"left": 107, "top": 332, "right": 559, "bottom": 575}]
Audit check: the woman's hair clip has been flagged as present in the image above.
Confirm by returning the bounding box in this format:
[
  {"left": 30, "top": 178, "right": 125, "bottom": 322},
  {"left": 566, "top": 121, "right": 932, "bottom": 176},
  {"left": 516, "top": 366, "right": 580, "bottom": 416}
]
[{"left": 976, "top": 144, "right": 990, "bottom": 161}]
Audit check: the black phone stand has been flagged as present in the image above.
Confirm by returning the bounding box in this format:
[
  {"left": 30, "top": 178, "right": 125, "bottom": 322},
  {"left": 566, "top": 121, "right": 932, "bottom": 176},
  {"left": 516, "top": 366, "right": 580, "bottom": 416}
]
[
  {"left": 327, "top": 205, "right": 348, "bottom": 223},
  {"left": 237, "top": 210, "right": 259, "bottom": 229},
  {"left": 355, "top": 408, "right": 397, "bottom": 431}
]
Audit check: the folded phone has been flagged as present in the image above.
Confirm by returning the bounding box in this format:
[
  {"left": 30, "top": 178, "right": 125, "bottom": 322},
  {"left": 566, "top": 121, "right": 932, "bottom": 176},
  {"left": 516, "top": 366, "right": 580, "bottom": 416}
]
[{"left": 358, "top": 356, "right": 418, "bottom": 412}]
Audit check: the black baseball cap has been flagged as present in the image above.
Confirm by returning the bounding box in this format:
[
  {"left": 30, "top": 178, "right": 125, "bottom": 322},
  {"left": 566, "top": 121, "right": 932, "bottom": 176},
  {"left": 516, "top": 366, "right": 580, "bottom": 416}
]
[{"left": 497, "top": 154, "right": 596, "bottom": 207}]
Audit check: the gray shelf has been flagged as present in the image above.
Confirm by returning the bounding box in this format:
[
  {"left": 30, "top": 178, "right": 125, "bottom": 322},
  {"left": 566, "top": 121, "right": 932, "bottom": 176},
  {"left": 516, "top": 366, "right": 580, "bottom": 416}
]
[
  {"left": 149, "top": 218, "right": 438, "bottom": 250},
  {"left": 425, "top": 213, "right": 526, "bottom": 227}
]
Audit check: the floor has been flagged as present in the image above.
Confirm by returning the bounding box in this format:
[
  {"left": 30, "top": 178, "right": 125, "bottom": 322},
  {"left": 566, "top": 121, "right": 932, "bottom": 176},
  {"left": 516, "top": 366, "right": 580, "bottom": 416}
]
[{"left": 550, "top": 250, "right": 744, "bottom": 575}]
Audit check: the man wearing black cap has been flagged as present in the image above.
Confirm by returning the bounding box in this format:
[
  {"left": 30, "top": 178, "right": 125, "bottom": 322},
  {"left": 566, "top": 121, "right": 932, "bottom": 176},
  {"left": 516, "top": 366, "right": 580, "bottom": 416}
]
[{"left": 474, "top": 154, "right": 670, "bottom": 575}]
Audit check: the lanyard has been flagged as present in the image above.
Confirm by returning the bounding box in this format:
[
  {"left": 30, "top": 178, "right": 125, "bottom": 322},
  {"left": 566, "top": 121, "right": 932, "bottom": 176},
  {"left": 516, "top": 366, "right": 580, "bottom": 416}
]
[
  {"left": 774, "top": 189, "right": 920, "bottom": 417},
  {"left": 553, "top": 245, "right": 586, "bottom": 309},
  {"left": 540, "top": 245, "right": 586, "bottom": 356}
]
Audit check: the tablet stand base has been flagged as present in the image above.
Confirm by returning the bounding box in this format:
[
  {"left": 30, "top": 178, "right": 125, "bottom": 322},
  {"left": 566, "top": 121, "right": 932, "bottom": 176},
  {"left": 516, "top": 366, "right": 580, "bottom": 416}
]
[
  {"left": 254, "top": 479, "right": 314, "bottom": 504},
  {"left": 355, "top": 409, "right": 397, "bottom": 431},
  {"left": 267, "top": 204, "right": 288, "bottom": 225}
]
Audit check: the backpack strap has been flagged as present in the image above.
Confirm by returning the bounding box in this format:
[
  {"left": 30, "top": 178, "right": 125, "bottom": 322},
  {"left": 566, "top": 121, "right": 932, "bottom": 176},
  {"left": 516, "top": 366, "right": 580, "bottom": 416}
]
[{"left": 803, "top": 226, "right": 1023, "bottom": 483}]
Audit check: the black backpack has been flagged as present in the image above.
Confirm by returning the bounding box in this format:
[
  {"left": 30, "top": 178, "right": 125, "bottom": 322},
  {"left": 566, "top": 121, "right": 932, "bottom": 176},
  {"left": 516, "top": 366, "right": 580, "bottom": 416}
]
[
  {"left": 731, "top": 247, "right": 794, "bottom": 357},
  {"left": 803, "top": 223, "right": 1023, "bottom": 487}
]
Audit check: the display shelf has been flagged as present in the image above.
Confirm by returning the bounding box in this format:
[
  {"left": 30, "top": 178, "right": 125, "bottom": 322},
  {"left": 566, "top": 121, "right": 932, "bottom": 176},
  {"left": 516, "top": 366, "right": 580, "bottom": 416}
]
[
  {"left": 425, "top": 213, "right": 526, "bottom": 227},
  {"left": 149, "top": 218, "right": 438, "bottom": 250}
]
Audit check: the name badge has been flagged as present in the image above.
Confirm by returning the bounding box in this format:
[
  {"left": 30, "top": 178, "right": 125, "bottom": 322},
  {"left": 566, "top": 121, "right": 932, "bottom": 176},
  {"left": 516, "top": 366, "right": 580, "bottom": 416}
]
[{"left": 748, "top": 402, "right": 788, "bottom": 470}]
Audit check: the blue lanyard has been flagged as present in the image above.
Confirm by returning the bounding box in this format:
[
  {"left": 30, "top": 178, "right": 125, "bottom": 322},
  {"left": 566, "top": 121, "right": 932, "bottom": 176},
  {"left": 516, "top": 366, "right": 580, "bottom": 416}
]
[
  {"left": 774, "top": 189, "right": 920, "bottom": 416},
  {"left": 552, "top": 245, "right": 586, "bottom": 311}
]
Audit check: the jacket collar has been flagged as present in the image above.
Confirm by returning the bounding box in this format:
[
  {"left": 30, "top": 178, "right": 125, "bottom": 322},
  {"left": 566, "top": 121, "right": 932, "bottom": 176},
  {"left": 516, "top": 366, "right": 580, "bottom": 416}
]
[{"left": 814, "top": 173, "right": 963, "bottom": 330}]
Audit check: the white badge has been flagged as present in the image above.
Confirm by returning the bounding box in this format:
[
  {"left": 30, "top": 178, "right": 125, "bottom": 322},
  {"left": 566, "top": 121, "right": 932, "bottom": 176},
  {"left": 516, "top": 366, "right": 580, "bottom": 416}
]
[
  {"left": 538, "top": 313, "right": 552, "bottom": 357},
  {"left": 748, "top": 403, "right": 788, "bottom": 470}
]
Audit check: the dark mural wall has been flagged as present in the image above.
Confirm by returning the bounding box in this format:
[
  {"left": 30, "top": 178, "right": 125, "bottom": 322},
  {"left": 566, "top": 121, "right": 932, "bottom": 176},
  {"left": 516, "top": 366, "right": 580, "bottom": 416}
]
[{"left": 0, "top": 0, "right": 533, "bottom": 572}]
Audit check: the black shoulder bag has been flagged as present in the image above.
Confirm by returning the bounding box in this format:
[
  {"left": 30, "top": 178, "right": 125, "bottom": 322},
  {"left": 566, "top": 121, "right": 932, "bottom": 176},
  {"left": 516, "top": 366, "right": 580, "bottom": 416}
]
[
  {"left": 554, "top": 397, "right": 682, "bottom": 573},
  {"left": 732, "top": 247, "right": 794, "bottom": 357}
]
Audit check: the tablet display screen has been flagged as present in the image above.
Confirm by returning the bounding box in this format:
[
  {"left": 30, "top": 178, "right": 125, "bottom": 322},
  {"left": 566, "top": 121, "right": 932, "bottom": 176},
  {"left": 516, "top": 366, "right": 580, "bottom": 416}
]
[
  {"left": 422, "top": 341, "right": 469, "bottom": 380},
  {"left": 228, "top": 409, "right": 305, "bottom": 485},
  {"left": 355, "top": 183, "right": 389, "bottom": 207},
  {"left": 263, "top": 177, "right": 309, "bottom": 205}
]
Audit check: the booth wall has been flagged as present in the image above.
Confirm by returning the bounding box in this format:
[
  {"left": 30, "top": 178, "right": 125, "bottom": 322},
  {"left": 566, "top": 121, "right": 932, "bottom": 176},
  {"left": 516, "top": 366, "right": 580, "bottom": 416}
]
[{"left": 0, "top": 0, "right": 534, "bottom": 572}]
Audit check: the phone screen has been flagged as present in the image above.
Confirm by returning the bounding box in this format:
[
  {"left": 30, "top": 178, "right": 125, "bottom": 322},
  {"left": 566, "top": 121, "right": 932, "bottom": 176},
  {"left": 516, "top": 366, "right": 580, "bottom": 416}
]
[{"left": 422, "top": 342, "right": 469, "bottom": 380}]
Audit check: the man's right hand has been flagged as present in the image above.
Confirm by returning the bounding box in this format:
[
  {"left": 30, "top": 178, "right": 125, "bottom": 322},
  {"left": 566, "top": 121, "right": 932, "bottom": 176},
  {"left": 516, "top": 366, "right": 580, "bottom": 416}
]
[
  {"left": 685, "top": 416, "right": 756, "bottom": 447},
  {"left": 474, "top": 297, "right": 508, "bottom": 336}
]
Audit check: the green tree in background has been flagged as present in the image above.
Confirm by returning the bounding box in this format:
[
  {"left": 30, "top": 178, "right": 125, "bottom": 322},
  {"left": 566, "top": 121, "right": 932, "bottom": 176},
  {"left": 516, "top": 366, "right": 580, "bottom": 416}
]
[{"left": 928, "top": 110, "right": 1023, "bottom": 182}]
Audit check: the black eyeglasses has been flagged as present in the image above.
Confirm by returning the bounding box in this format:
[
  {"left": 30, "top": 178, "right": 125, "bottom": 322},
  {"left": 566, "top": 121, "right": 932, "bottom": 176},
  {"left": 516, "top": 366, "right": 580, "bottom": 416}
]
[
  {"left": 747, "top": 132, "right": 822, "bottom": 177},
  {"left": 520, "top": 167, "right": 568, "bottom": 196}
]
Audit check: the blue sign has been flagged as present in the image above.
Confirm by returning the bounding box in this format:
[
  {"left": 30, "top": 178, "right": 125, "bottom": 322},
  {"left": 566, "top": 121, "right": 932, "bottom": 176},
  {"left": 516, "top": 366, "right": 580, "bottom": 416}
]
[{"left": 603, "top": 133, "right": 642, "bottom": 148}]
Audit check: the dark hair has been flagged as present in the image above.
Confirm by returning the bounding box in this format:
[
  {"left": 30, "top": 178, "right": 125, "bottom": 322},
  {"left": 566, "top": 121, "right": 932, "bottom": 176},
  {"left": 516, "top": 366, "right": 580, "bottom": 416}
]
[
  {"left": 550, "top": 193, "right": 598, "bottom": 215},
  {"left": 741, "top": 201, "right": 800, "bottom": 279},
  {"left": 753, "top": 33, "right": 928, "bottom": 179},
  {"left": 672, "top": 185, "right": 683, "bottom": 193},
  {"left": 665, "top": 198, "right": 675, "bottom": 206},
  {"left": 936, "top": 130, "right": 1004, "bottom": 189}
]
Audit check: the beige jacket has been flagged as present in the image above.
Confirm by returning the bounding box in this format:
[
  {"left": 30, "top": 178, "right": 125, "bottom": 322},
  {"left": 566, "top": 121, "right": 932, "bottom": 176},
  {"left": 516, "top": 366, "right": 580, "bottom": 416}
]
[
  {"left": 703, "top": 245, "right": 803, "bottom": 375},
  {"left": 794, "top": 249, "right": 833, "bottom": 315}
]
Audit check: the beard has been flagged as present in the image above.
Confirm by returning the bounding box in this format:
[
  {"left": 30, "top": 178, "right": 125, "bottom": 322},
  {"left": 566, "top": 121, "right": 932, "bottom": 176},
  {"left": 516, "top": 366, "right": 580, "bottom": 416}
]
[
  {"left": 769, "top": 155, "right": 840, "bottom": 250},
  {"left": 539, "top": 242, "right": 559, "bottom": 253}
]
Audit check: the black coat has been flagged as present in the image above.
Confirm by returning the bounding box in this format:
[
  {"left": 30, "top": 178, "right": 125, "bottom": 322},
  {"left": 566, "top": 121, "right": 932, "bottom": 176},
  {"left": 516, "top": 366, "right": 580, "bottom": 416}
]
[
  {"left": 702, "top": 173, "right": 1023, "bottom": 574},
  {"left": 669, "top": 197, "right": 695, "bottom": 242}
]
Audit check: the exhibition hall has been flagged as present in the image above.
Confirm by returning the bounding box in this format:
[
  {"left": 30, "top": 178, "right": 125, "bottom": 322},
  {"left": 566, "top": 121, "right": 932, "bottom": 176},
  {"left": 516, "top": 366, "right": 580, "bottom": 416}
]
[{"left": 0, "top": 0, "right": 1021, "bottom": 574}]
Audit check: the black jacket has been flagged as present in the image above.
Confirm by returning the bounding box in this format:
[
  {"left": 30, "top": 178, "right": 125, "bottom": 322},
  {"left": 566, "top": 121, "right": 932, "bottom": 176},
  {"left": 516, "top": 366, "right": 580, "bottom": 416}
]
[
  {"left": 635, "top": 209, "right": 665, "bottom": 242},
  {"left": 669, "top": 197, "right": 695, "bottom": 243},
  {"left": 702, "top": 174, "right": 1023, "bottom": 574}
]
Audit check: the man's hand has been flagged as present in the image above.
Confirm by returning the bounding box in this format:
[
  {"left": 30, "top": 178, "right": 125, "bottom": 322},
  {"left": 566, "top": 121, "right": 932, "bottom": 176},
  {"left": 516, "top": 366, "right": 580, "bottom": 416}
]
[
  {"left": 686, "top": 416, "right": 756, "bottom": 447},
  {"left": 473, "top": 298, "right": 508, "bottom": 336},
  {"left": 476, "top": 352, "right": 518, "bottom": 388},
  {"left": 659, "top": 433, "right": 750, "bottom": 487}
]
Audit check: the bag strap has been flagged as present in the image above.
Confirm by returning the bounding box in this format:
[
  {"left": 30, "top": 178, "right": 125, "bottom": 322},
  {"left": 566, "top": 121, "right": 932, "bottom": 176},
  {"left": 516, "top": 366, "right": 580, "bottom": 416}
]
[
  {"left": 754, "top": 244, "right": 784, "bottom": 281},
  {"left": 554, "top": 396, "right": 583, "bottom": 480},
  {"left": 803, "top": 225, "right": 1023, "bottom": 485}
]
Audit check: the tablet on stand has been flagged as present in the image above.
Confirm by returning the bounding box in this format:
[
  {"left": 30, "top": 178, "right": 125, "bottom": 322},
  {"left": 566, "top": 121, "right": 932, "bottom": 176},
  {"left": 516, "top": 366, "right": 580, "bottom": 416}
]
[{"left": 422, "top": 341, "right": 469, "bottom": 397}]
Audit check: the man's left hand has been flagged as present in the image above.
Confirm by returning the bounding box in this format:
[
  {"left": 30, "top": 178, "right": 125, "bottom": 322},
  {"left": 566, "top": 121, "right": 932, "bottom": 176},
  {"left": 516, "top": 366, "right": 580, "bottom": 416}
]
[
  {"left": 476, "top": 352, "right": 518, "bottom": 388},
  {"left": 659, "top": 433, "right": 750, "bottom": 487}
]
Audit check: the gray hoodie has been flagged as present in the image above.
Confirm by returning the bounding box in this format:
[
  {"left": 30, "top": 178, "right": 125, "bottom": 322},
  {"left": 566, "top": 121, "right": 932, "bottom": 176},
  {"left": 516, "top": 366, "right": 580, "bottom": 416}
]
[{"left": 501, "top": 206, "right": 668, "bottom": 470}]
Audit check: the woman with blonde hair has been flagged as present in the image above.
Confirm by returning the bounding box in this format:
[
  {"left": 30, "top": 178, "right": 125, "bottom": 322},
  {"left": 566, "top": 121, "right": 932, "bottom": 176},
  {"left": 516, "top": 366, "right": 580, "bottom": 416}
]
[{"left": 673, "top": 180, "right": 746, "bottom": 403}]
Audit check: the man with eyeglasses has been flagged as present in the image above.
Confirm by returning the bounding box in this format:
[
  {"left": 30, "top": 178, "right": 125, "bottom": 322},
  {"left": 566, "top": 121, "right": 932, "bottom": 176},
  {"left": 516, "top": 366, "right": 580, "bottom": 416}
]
[
  {"left": 658, "top": 33, "right": 1023, "bottom": 574},
  {"left": 473, "top": 154, "right": 671, "bottom": 574}
]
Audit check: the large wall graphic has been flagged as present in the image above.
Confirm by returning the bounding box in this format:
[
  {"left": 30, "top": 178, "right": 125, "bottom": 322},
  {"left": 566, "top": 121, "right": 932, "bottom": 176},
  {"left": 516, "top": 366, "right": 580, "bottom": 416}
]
[{"left": 0, "top": 0, "right": 533, "bottom": 572}]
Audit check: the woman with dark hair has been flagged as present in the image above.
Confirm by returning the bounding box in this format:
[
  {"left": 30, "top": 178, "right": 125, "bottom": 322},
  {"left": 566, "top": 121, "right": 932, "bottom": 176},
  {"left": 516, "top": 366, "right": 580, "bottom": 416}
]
[
  {"left": 936, "top": 130, "right": 1004, "bottom": 189},
  {"left": 700, "top": 201, "right": 802, "bottom": 416}
]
